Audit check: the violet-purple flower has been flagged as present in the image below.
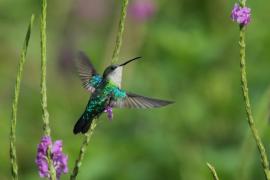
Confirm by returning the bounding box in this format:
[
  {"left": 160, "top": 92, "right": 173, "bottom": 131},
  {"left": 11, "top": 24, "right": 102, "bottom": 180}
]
[
  {"left": 36, "top": 136, "right": 68, "bottom": 179},
  {"left": 104, "top": 106, "right": 113, "bottom": 120},
  {"left": 231, "top": 3, "right": 251, "bottom": 26},
  {"left": 129, "top": 0, "right": 156, "bottom": 22}
]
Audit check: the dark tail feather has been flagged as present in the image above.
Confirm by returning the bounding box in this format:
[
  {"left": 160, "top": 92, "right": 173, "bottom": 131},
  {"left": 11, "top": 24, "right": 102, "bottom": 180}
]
[{"left": 73, "top": 111, "right": 94, "bottom": 134}]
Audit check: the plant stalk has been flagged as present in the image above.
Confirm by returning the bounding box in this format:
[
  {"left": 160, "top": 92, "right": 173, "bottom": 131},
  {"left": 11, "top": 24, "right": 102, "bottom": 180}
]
[
  {"left": 70, "top": 0, "right": 129, "bottom": 179},
  {"left": 9, "top": 14, "right": 35, "bottom": 180},
  {"left": 239, "top": 23, "right": 270, "bottom": 179},
  {"left": 41, "top": 0, "right": 51, "bottom": 136},
  {"left": 207, "top": 163, "right": 220, "bottom": 180},
  {"left": 111, "top": 0, "right": 129, "bottom": 64},
  {"left": 70, "top": 119, "right": 97, "bottom": 180},
  {"left": 40, "top": 0, "right": 56, "bottom": 179}
]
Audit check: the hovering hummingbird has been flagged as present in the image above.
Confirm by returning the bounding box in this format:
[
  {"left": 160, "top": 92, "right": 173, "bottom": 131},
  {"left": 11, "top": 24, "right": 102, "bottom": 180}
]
[{"left": 73, "top": 51, "right": 173, "bottom": 134}]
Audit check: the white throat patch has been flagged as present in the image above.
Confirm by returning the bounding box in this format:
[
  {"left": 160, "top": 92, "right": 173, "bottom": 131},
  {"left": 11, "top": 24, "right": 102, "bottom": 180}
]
[{"left": 108, "top": 66, "right": 123, "bottom": 87}]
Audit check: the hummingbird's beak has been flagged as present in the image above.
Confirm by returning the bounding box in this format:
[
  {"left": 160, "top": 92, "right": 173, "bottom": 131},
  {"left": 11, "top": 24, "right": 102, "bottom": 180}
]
[{"left": 119, "top": 57, "right": 142, "bottom": 66}]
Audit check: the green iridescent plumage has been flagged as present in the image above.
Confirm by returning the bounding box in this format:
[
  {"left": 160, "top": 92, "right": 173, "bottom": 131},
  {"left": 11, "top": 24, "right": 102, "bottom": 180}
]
[
  {"left": 89, "top": 75, "right": 102, "bottom": 89},
  {"left": 73, "top": 52, "right": 173, "bottom": 134},
  {"left": 74, "top": 77, "right": 128, "bottom": 134},
  {"left": 86, "top": 81, "right": 126, "bottom": 114}
]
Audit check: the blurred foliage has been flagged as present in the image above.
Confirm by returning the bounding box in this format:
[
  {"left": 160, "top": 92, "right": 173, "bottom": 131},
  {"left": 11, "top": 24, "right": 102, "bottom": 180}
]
[{"left": 1, "top": 0, "right": 270, "bottom": 179}]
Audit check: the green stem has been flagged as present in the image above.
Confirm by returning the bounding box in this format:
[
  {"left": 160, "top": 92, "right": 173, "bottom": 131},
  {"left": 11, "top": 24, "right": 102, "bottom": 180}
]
[
  {"left": 111, "top": 0, "right": 129, "bottom": 64},
  {"left": 239, "top": 0, "right": 247, "bottom": 7},
  {"left": 239, "top": 23, "right": 270, "bottom": 179},
  {"left": 47, "top": 147, "right": 56, "bottom": 180},
  {"left": 9, "top": 14, "right": 35, "bottom": 180},
  {"left": 41, "top": 0, "right": 50, "bottom": 136},
  {"left": 70, "top": 119, "right": 97, "bottom": 180},
  {"left": 236, "top": 88, "right": 270, "bottom": 180},
  {"left": 40, "top": 0, "right": 56, "bottom": 179},
  {"left": 70, "top": 0, "right": 130, "bottom": 179},
  {"left": 206, "top": 163, "right": 220, "bottom": 180}
]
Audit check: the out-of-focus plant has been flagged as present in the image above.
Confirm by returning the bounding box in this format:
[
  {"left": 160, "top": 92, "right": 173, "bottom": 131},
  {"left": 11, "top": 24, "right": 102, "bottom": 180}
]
[
  {"left": 129, "top": 0, "right": 156, "bottom": 22},
  {"left": 9, "top": 14, "right": 35, "bottom": 180},
  {"left": 207, "top": 163, "right": 220, "bottom": 180},
  {"left": 70, "top": 0, "right": 129, "bottom": 179}
]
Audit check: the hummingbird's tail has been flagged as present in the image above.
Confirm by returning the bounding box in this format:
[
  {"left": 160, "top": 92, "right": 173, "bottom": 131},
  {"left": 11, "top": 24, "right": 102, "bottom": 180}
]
[{"left": 73, "top": 111, "right": 94, "bottom": 134}]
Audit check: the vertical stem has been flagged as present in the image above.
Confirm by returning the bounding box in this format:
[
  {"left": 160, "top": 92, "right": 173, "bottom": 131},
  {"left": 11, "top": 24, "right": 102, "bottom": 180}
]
[
  {"left": 239, "top": 20, "right": 270, "bottom": 180},
  {"left": 206, "top": 163, "right": 220, "bottom": 180},
  {"left": 41, "top": 0, "right": 50, "bottom": 136},
  {"left": 70, "top": 0, "right": 130, "bottom": 179},
  {"left": 111, "top": 0, "right": 129, "bottom": 64},
  {"left": 70, "top": 119, "right": 97, "bottom": 180},
  {"left": 47, "top": 147, "right": 57, "bottom": 180},
  {"left": 9, "top": 14, "right": 35, "bottom": 180},
  {"left": 40, "top": 0, "right": 56, "bottom": 179}
]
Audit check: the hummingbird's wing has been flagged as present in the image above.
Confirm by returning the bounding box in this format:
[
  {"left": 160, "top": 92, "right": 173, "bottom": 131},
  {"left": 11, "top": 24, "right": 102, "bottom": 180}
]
[
  {"left": 111, "top": 92, "right": 174, "bottom": 109},
  {"left": 76, "top": 51, "right": 102, "bottom": 92}
]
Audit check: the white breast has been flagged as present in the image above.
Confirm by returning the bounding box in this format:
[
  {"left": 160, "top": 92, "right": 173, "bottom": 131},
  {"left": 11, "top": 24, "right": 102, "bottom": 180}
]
[{"left": 108, "top": 66, "right": 123, "bottom": 87}]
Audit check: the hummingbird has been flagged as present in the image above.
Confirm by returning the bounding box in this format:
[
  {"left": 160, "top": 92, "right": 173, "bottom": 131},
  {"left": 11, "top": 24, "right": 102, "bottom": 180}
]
[{"left": 73, "top": 51, "right": 173, "bottom": 134}]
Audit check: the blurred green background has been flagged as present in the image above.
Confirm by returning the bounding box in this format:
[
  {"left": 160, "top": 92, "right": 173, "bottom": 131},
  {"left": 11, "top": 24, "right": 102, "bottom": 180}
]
[{"left": 1, "top": 0, "right": 270, "bottom": 179}]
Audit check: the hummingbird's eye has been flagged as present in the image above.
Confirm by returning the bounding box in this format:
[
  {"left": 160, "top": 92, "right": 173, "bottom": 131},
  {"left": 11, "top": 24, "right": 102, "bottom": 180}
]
[{"left": 110, "top": 66, "right": 117, "bottom": 70}]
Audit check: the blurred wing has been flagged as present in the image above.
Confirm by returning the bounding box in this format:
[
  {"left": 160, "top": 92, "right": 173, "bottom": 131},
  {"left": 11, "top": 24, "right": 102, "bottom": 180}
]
[
  {"left": 75, "top": 51, "right": 101, "bottom": 92},
  {"left": 112, "top": 92, "right": 174, "bottom": 109}
]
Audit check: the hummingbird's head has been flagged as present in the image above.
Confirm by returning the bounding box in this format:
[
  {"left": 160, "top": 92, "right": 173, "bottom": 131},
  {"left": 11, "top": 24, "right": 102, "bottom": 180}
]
[{"left": 103, "top": 57, "right": 141, "bottom": 87}]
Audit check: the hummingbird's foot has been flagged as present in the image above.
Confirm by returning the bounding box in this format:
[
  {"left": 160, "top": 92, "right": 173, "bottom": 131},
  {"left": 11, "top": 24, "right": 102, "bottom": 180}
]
[{"left": 104, "top": 106, "right": 113, "bottom": 121}]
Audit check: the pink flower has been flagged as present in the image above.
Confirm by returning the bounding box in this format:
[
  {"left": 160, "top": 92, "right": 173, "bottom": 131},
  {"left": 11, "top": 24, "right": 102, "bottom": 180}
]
[
  {"left": 104, "top": 106, "right": 113, "bottom": 120},
  {"left": 231, "top": 3, "right": 251, "bottom": 26},
  {"left": 36, "top": 136, "right": 68, "bottom": 179},
  {"left": 129, "top": 0, "right": 156, "bottom": 22}
]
